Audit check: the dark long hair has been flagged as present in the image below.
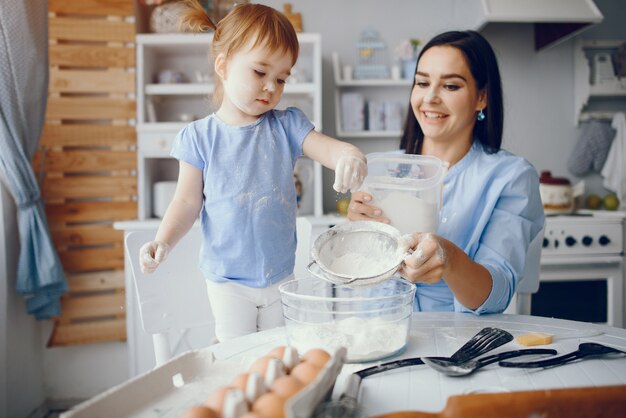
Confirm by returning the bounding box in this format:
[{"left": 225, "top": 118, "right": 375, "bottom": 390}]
[{"left": 399, "top": 30, "right": 503, "bottom": 155}]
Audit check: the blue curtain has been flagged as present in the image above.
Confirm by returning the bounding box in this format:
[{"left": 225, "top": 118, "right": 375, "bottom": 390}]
[{"left": 0, "top": 1, "right": 68, "bottom": 319}]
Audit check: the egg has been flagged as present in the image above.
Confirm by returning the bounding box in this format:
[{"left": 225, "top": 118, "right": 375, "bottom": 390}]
[
  {"left": 267, "top": 345, "right": 300, "bottom": 371},
  {"left": 222, "top": 387, "right": 248, "bottom": 418},
  {"left": 231, "top": 372, "right": 266, "bottom": 403},
  {"left": 271, "top": 375, "right": 305, "bottom": 399},
  {"left": 290, "top": 361, "right": 321, "bottom": 386},
  {"left": 302, "top": 348, "right": 331, "bottom": 369},
  {"left": 204, "top": 386, "right": 239, "bottom": 414},
  {"left": 252, "top": 392, "right": 287, "bottom": 418},
  {"left": 249, "top": 355, "right": 285, "bottom": 387},
  {"left": 180, "top": 405, "right": 219, "bottom": 418}
]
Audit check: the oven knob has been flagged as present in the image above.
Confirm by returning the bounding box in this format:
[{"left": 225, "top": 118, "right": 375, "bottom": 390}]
[
  {"left": 554, "top": 239, "right": 559, "bottom": 248},
  {"left": 582, "top": 236, "right": 593, "bottom": 246},
  {"left": 565, "top": 236, "right": 577, "bottom": 247},
  {"left": 599, "top": 235, "right": 611, "bottom": 246},
  {"left": 543, "top": 238, "right": 549, "bottom": 248}
]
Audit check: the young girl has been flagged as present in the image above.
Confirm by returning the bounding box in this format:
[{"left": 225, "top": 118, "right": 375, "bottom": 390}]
[{"left": 139, "top": 2, "right": 367, "bottom": 341}]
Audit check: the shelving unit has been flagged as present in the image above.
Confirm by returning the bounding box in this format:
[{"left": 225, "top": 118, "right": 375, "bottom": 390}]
[
  {"left": 574, "top": 38, "right": 626, "bottom": 123},
  {"left": 332, "top": 52, "right": 412, "bottom": 139},
  {"left": 136, "top": 32, "right": 325, "bottom": 219}
]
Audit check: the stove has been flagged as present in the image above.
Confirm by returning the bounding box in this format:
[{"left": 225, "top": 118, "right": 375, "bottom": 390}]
[
  {"left": 534, "top": 211, "right": 625, "bottom": 327},
  {"left": 542, "top": 213, "right": 624, "bottom": 257}
]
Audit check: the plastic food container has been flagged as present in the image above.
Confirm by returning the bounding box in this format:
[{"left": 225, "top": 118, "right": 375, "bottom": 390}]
[
  {"left": 361, "top": 153, "right": 447, "bottom": 235},
  {"left": 279, "top": 277, "right": 416, "bottom": 363}
]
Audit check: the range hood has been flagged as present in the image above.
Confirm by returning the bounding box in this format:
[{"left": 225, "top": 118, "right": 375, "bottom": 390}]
[{"left": 473, "top": 0, "right": 604, "bottom": 50}]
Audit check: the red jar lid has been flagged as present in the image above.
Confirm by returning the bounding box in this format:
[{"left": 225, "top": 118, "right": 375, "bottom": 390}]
[{"left": 540, "top": 171, "right": 570, "bottom": 185}]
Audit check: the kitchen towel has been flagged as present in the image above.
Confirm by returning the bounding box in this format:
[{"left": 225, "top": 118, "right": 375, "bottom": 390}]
[
  {"left": 601, "top": 112, "right": 626, "bottom": 208},
  {"left": 567, "top": 120, "right": 614, "bottom": 176}
]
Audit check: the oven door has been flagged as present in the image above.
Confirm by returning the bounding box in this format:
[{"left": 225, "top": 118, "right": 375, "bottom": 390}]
[{"left": 533, "top": 255, "right": 624, "bottom": 328}]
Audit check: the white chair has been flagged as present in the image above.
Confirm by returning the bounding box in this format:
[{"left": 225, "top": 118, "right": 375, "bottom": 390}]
[
  {"left": 506, "top": 228, "right": 544, "bottom": 315},
  {"left": 125, "top": 218, "right": 313, "bottom": 367},
  {"left": 125, "top": 229, "right": 216, "bottom": 367},
  {"left": 295, "top": 216, "right": 313, "bottom": 278}
]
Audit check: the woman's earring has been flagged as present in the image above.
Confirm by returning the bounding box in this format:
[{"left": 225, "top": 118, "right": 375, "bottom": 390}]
[{"left": 477, "top": 109, "right": 486, "bottom": 121}]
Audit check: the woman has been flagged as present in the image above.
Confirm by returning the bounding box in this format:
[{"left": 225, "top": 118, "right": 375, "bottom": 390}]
[{"left": 349, "top": 31, "right": 544, "bottom": 314}]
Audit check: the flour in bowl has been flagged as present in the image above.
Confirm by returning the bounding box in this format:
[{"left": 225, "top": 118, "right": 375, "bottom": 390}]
[{"left": 285, "top": 316, "right": 409, "bottom": 362}]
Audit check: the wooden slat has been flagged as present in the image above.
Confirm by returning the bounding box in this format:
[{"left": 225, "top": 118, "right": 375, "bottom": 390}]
[
  {"left": 50, "top": 69, "right": 135, "bottom": 94},
  {"left": 58, "top": 247, "right": 124, "bottom": 272},
  {"left": 67, "top": 271, "right": 125, "bottom": 292},
  {"left": 45, "top": 201, "right": 137, "bottom": 223},
  {"left": 60, "top": 292, "right": 125, "bottom": 320},
  {"left": 49, "top": 17, "right": 135, "bottom": 43},
  {"left": 36, "top": 150, "right": 136, "bottom": 173},
  {"left": 40, "top": 125, "right": 136, "bottom": 148},
  {"left": 42, "top": 175, "right": 136, "bottom": 199},
  {"left": 49, "top": 44, "right": 135, "bottom": 68},
  {"left": 46, "top": 97, "right": 135, "bottom": 120},
  {"left": 48, "top": 0, "right": 134, "bottom": 17},
  {"left": 51, "top": 225, "right": 123, "bottom": 247},
  {"left": 48, "top": 318, "right": 126, "bottom": 346}
]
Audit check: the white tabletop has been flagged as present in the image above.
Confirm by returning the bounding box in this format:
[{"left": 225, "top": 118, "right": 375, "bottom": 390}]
[{"left": 207, "top": 312, "right": 626, "bottom": 417}]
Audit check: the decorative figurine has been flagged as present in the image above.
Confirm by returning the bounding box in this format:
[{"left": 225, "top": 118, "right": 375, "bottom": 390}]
[{"left": 354, "top": 29, "right": 389, "bottom": 80}]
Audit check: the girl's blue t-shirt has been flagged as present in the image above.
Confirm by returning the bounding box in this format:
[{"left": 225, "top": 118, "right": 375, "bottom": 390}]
[{"left": 170, "top": 107, "right": 314, "bottom": 288}]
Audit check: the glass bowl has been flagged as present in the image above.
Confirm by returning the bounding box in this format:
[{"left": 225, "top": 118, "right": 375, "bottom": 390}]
[{"left": 279, "top": 276, "right": 416, "bottom": 363}]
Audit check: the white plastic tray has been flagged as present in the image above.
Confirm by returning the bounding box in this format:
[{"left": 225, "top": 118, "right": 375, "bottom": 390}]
[{"left": 62, "top": 347, "right": 346, "bottom": 418}]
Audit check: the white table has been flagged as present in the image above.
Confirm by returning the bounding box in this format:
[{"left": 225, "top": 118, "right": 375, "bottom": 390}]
[
  {"left": 206, "top": 312, "right": 626, "bottom": 417},
  {"left": 62, "top": 312, "right": 626, "bottom": 418}
]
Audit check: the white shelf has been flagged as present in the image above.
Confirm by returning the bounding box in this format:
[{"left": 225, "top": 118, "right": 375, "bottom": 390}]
[
  {"left": 588, "top": 84, "right": 626, "bottom": 96},
  {"left": 336, "top": 129, "right": 403, "bottom": 138},
  {"left": 136, "top": 33, "right": 325, "bottom": 220},
  {"left": 145, "top": 83, "right": 214, "bottom": 95},
  {"left": 574, "top": 38, "right": 626, "bottom": 124},
  {"left": 332, "top": 52, "right": 410, "bottom": 138},
  {"left": 335, "top": 79, "right": 413, "bottom": 87}
]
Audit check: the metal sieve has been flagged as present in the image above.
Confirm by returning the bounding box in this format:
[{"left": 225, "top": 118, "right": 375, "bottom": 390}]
[{"left": 308, "top": 221, "right": 406, "bottom": 287}]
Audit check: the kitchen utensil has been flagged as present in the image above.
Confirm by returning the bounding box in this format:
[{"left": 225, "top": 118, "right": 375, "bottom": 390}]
[
  {"left": 373, "top": 385, "right": 626, "bottom": 418},
  {"left": 422, "top": 348, "right": 557, "bottom": 377},
  {"left": 279, "top": 276, "right": 415, "bottom": 363},
  {"left": 326, "top": 327, "right": 514, "bottom": 418},
  {"left": 308, "top": 221, "right": 406, "bottom": 287},
  {"left": 516, "top": 329, "right": 603, "bottom": 346},
  {"left": 361, "top": 153, "right": 448, "bottom": 235},
  {"left": 499, "top": 342, "right": 626, "bottom": 369},
  {"left": 539, "top": 171, "right": 585, "bottom": 214}
]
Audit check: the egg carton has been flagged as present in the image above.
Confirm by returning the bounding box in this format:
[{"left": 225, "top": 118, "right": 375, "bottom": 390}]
[{"left": 60, "top": 346, "right": 347, "bottom": 418}]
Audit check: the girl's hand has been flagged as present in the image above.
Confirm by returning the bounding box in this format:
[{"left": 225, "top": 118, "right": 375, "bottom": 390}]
[
  {"left": 347, "top": 191, "right": 389, "bottom": 223},
  {"left": 333, "top": 154, "right": 367, "bottom": 193},
  {"left": 139, "top": 241, "right": 171, "bottom": 274},
  {"left": 399, "top": 233, "right": 449, "bottom": 284}
]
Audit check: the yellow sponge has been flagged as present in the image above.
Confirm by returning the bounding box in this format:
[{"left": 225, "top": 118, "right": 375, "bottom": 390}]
[{"left": 516, "top": 332, "right": 553, "bottom": 346}]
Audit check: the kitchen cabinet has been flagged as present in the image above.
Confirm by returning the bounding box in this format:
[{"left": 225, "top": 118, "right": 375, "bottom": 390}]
[
  {"left": 574, "top": 38, "right": 626, "bottom": 124},
  {"left": 135, "top": 33, "right": 326, "bottom": 219},
  {"left": 331, "top": 52, "right": 412, "bottom": 139}
]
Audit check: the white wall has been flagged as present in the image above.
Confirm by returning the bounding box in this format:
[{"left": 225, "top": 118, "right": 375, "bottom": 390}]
[{"left": 0, "top": 182, "right": 46, "bottom": 418}]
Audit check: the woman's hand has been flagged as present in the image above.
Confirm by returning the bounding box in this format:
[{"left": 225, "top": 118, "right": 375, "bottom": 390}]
[
  {"left": 399, "top": 233, "right": 449, "bottom": 284},
  {"left": 347, "top": 191, "right": 389, "bottom": 223}
]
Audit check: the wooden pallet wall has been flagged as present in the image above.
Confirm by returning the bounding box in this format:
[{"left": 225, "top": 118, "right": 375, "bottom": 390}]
[{"left": 36, "top": 0, "right": 138, "bottom": 346}]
